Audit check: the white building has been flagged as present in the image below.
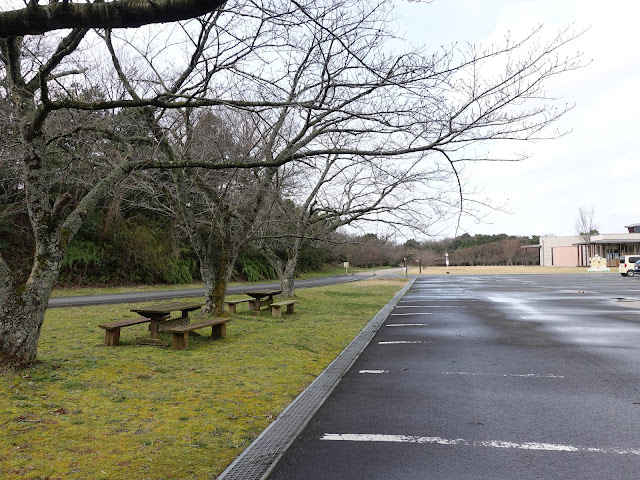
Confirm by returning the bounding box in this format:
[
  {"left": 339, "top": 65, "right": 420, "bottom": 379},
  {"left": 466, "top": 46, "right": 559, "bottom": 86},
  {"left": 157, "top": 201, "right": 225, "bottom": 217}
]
[{"left": 539, "top": 223, "right": 640, "bottom": 267}]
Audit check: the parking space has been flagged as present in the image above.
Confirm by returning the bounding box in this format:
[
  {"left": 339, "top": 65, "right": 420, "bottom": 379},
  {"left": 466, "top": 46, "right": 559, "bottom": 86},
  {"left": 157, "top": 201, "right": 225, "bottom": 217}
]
[{"left": 267, "top": 274, "right": 640, "bottom": 479}]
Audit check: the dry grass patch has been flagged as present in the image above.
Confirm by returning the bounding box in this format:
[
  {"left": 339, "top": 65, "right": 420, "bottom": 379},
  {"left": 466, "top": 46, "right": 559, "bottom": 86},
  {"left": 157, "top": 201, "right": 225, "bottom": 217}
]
[{"left": 1, "top": 278, "right": 407, "bottom": 480}]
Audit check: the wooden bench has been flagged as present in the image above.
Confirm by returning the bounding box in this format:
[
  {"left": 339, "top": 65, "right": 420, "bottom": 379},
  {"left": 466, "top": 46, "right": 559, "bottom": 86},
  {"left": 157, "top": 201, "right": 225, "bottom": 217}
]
[
  {"left": 248, "top": 298, "right": 275, "bottom": 312},
  {"left": 165, "top": 318, "right": 230, "bottom": 350},
  {"left": 225, "top": 298, "right": 251, "bottom": 314},
  {"left": 99, "top": 316, "right": 167, "bottom": 346},
  {"left": 157, "top": 316, "right": 190, "bottom": 333},
  {"left": 270, "top": 300, "right": 296, "bottom": 318}
]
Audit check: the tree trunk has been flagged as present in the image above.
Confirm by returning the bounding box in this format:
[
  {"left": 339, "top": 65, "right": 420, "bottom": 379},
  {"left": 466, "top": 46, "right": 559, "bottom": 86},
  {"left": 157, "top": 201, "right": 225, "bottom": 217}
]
[
  {"left": 280, "top": 239, "right": 302, "bottom": 298},
  {"left": 0, "top": 0, "right": 229, "bottom": 38},
  {"left": 280, "top": 272, "right": 295, "bottom": 298},
  {"left": 1, "top": 236, "right": 64, "bottom": 367},
  {"left": 199, "top": 232, "right": 240, "bottom": 317},
  {"left": 0, "top": 293, "right": 47, "bottom": 367},
  {"left": 261, "top": 243, "right": 288, "bottom": 293},
  {"left": 210, "top": 246, "right": 229, "bottom": 317},
  {"left": 281, "top": 262, "right": 297, "bottom": 298},
  {"left": 210, "top": 242, "right": 241, "bottom": 317},
  {"left": 199, "top": 258, "right": 217, "bottom": 316}
]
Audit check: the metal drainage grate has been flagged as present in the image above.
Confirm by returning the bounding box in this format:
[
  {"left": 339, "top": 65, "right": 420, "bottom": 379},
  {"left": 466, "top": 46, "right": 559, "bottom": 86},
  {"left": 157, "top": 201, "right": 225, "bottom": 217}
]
[{"left": 214, "top": 278, "right": 416, "bottom": 480}]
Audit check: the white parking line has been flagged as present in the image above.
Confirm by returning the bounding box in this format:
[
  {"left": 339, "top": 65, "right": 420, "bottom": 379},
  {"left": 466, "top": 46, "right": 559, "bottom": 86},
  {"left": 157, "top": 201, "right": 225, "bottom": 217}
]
[
  {"left": 320, "top": 433, "right": 640, "bottom": 455},
  {"left": 395, "top": 306, "right": 468, "bottom": 308},
  {"left": 386, "top": 323, "right": 430, "bottom": 327},
  {"left": 442, "top": 372, "right": 565, "bottom": 379},
  {"left": 401, "top": 299, "right": 476, "bottom": 302},
  {"left": 378, "top": 341, "right": 427, "bottom": 344},
  {"left": 358, "top": 370, "right": 389, "bottom": 374},
  {"left": 390, "top": 313, "right": 433, "bottom": 316}
]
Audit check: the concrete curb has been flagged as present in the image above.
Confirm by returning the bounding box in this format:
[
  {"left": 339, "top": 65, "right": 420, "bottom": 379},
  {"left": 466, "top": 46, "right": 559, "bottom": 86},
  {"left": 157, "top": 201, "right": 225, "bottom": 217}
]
[{"left": 215, "top": 278, "right": 416, "bottom": 480}]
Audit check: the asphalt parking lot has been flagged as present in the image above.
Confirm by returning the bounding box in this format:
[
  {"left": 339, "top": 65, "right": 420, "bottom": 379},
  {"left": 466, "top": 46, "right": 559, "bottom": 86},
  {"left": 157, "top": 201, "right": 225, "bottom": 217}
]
[{"left": 266, "top": 274, "right": 640, "bottom": 479}]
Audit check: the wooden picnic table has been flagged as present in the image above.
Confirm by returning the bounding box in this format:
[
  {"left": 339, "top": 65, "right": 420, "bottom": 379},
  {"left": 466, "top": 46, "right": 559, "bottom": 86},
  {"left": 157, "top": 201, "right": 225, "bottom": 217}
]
[
  {"left": 242, "top": 289, "right": 282, "bottom": 311},
  {"left": 130, "top": 301, "right": 202, "bottom": 344}
]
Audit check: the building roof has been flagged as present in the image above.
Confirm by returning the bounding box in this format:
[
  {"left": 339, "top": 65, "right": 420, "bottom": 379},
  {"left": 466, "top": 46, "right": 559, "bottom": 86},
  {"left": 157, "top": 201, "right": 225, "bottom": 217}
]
[
  {"left": 573, "top": 238, "right": 640, "bottom": 245},
  {"left": 624, "top": 223, "right": 640, "bottom": 228}
]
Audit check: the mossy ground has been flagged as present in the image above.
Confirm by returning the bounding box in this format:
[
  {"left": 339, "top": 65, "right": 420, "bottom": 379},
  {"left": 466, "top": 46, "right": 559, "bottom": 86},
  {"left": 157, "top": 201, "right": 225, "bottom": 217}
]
[{"left": 1, "top": 278, "right": 407, "bottom": 480}]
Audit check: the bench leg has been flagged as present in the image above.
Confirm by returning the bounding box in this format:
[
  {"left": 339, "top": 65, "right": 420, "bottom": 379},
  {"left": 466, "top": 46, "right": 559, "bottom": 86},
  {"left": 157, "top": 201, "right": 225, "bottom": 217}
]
[
  {"left": 227, "top": 303, "right": 237, "bottom": 314},
  {"left": 172, "top": 332, "right": 189, "bottom": 350},
  {"left": 104, "top": 328, "right": 121, "bottom": 346},
  {"left": 272, "top": 305, "right": 282, "bottom": 318},
  {"left": 211, "top": 323, "right": 227, "bottom": 339},
  {"left": 286, "top": 303, "right": 295, "bottom": 314},
  {"left": 248, "top": 299, "right": 259, "bottom": 312},
  {"left": 149, "top": 320, "right": 160, "bottom": 339}
]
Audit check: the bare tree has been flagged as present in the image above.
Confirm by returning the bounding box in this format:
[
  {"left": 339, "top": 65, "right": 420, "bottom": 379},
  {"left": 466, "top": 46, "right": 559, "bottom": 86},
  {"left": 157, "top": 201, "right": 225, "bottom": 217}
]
[
  {"left": 258, "top": 152, "right": 454, "bottom": 296},
  {"left": 236, "top": 10, "right": 587, "bottom": 296},
  {"left": 414, "top": 248, "right": 439, "bottom": 268},
  {"left": 575, "top": 205, "right": 598, "bottom": 243},
  {"left": 500, "top": 238, "right": 522, "bottom": 265},
  {"left": 0, "top": 2, "right": 293, "bottom": 367},
  {"left": 113, "top": 108, "right": 274, "bottom": 315},
  {"left": 0, "top": 0, "right": 585, "bottom": 367},
  {"left": 167, "top": 112, "right": 279, "bottom": 316}
]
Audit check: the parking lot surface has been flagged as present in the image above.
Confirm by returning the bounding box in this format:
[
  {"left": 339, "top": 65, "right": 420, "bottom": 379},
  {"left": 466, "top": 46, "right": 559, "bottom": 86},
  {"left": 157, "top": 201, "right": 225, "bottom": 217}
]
[{"left": 267, "top": 274, "right": 640, "bottom": 479}]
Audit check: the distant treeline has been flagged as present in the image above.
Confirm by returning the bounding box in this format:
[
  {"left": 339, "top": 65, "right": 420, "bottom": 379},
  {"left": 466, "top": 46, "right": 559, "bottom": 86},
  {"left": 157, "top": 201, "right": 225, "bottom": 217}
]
[
  {"left": 321, "top": 232, "right": 541, "bottom": 270},
  {"left": 3, "top": 201, "right": 539, "bottom": 287},
  {"left": 412, "top": 233, "right": 540, "bottom": 266},
  {"left": 338, "top": 233, "right": 540, "bottom": 269},
  {"left": 2, "top": 206, "right": 333, "bottom": 287}
]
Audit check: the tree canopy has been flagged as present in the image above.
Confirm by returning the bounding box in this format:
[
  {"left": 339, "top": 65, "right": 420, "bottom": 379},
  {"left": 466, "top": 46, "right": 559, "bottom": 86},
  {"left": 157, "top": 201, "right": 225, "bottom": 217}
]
[{"left": 0, "top": 0, "right": 584, "bottom": 367}]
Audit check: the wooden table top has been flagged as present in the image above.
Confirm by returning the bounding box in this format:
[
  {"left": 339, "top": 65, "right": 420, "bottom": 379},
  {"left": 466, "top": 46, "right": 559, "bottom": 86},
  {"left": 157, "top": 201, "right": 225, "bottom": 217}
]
[
  {"left": 131, "top": 302, "right": 202, "bottom": 316},
  {"left": 243, "top": 289, "right": 282, "bottom": 298}
]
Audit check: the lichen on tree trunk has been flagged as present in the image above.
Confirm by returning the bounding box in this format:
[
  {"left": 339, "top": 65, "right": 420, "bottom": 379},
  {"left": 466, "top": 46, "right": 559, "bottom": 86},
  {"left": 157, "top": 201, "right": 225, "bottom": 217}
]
[
  {"left": 210, "top": 248, "right": 228, "bottom": 317},
  {"left": 281, "top": 253, "right": 298, "bottom": 298},
  {"left": 1, "top": 236, "right": 64, "bottom": 367},
  {"left": 0, "top": 293, "right": 47, "bottom": 367}
]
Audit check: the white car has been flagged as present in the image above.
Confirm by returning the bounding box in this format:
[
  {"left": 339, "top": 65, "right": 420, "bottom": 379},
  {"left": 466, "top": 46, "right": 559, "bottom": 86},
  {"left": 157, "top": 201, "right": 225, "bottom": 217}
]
[{"left": 619, "top": 255, "right": 640, "bottom": 276}]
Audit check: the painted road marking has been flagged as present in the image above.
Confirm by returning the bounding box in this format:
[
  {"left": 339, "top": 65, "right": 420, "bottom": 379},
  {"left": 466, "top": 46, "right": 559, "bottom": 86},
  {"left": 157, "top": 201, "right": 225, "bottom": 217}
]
[
  {"left": 386, "top": 323, "right": 430, "bottom": 327},
  {"left": 358, "top": 370, "right": 389, "bottom": 374},
  {"left": 442, "top": 372, "right": 565, "bottom": 379},
  {"left": 401, "top": 299, "right": 476, "bottom": 302},
  {"left": 390, "top": 313, "right": 433, "bottom": 316},
  {"left": 320, "top": 433, "right": 640, "bottom": 455},
  {"left": 395, "top": 306, "right": 468, "bottom": 308},
  {"left": 378, "top": 341, "right": 428, "bottom": 344}
]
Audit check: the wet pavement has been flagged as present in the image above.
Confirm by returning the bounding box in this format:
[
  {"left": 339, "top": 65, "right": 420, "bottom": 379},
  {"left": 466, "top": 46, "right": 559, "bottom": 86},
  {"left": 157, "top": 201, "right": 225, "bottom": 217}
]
[{"left": 260, "top": 274, "right": 640, "bottom": 479}]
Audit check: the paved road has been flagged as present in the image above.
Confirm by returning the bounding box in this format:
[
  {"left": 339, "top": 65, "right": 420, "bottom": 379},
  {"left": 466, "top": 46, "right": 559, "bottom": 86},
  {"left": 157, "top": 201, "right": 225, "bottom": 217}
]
[
  {"left": 267, "top": 274, "right": 640, "bottom": 479},
  {"left": 47, "top": 269, "right": 406, "bottom": 308}
]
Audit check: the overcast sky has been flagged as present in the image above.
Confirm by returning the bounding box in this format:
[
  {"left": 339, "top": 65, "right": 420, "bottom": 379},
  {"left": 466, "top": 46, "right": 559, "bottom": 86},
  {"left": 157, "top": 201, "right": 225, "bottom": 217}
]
[{"left": 394, "top": 0, "right": 638, "bottom": 239}]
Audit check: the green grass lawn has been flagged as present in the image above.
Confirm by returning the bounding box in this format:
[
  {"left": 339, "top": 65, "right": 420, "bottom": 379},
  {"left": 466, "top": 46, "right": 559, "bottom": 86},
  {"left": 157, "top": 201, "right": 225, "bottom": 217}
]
[
  {"left": 50, "top": 282, "right": 208, "bottom": 298},
  {"left": 1, "top": 278, "right": 407, "bottom": 480},
  {"left": 50, "top": 265, "right": 391, "bottom": 298}
]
